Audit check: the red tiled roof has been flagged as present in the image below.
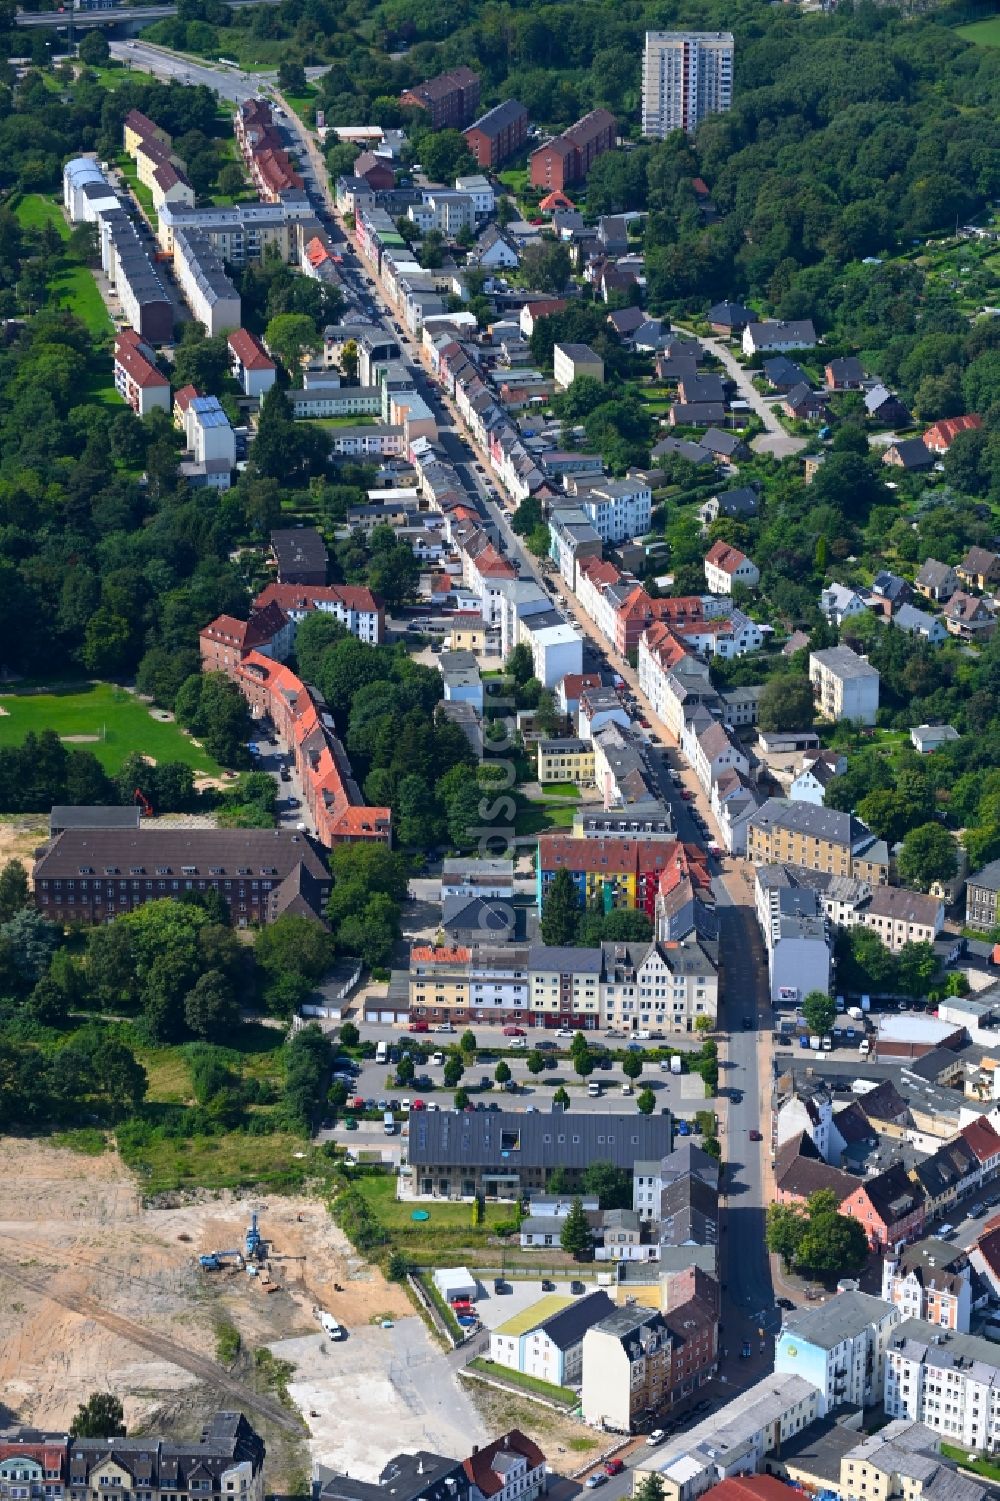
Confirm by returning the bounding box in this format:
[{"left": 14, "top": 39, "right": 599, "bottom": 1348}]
[
  {"left": 463, "top": 1432, "right": 545, "bottom": 1498},
  {"left": 539, "top": 190, "right": 576, "bottom": 212},
  {"left": 923, "top": 414, "right": 983, "bottom": 452},
  {"left": 704, "top": 1478, "right": 802, "bottom": 1501},
  {"left": 200, "top": 614, "right": 248, "bottom": 648},
  {"left": 229, "top": 327, "right": 275, "bottom": 373},
  {"left": 305, "top": 236, "right": 332, "bottom": 269},
  {"left": 705, "top": 540, "right": 748, "bottom": 574},
  {"left": 174, "top": 384, "right": 199, "bottom": 412},
  {"left": 975, "top": 1223, "right": 1000, "bottom": 1276},
  {"left": 114, "top": 330, "right": 168, "bottom": 389},
  {"left": 472, "top": 544, "right": 516, "bottom": 579},
  {"left": 577, "top": 556, "right": 622, "bottom": 588},
  {"left": 560, "top": 672, "right": 601, "bottom": 700},
  {"left": 960, "top": 1116, "right": 1000, "bottom": 1164},
  {"left": 411, "top": 944, "right": 470, "bottom": 964},
  {"left": 254, "top": 583, "right": 381, "bottom": 615}
]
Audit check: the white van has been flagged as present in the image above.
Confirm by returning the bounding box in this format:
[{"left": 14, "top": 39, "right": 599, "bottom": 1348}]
[
  {"left": 383, "top": 1111, "right": 396, "bottom": 1135},
  {"left": 375, "top": 1040, "right": 388, "bottom": 1064},
  {"left": 859, "top": 1039, "right": 871, "bottom": 1058},
  {"left": 588, "top": 1079, "right": 602, "bottom": 1097},
  {"left": 621, "top": 1082, "right": 633, "bottom": 1096}
]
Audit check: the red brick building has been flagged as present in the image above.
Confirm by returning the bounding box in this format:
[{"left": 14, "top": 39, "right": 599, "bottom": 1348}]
[
  {"left": 529, "top": 109, "right": 617, "bottom": 192},
  {"left": 464, "top": 99, "right": 529, "bottom": 168},
  {"left": 198, "top": 601, "right": 293, "bottom": 677},
  {"left": 401, "top": 67, "right": 481, "bottom": 129}
]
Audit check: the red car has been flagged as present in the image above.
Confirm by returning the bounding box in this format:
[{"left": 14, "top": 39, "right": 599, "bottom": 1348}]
[
  {"left": 749, "top": 1129, "right": 763, "bottom": 1141},
  {"left": 605, "top": 1462, "right": 625, "bottom": 1477},
  {"left": 503, "top": 1025, "right": 526, "bottom": 1036},
  {"left": 411, "top": 1099, "right": 426, "bottom": 1111},
  {"left": 348, "top": 1097, "right": 364, "bottom": 1111},
  {"left": 409, "top": 1020, "right": 430, "bottom": 1033},
  {"left": 680, "top": 789, "right": 694, "bottom": 801}
]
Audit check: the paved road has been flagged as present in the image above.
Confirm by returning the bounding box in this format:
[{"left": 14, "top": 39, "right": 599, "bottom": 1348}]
[
  {"left": 20, "top": 0, "right": 280, "bottom": 25},
  {"left": 692, "top": 333, "right": 807, "bottom": 461},
  {"left": 109, "top": 39, "right": 266, "bottom": 101}
]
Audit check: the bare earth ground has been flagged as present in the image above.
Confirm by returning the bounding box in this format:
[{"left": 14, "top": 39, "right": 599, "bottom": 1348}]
[
  {"left": 0, "top": 816, "right": 49, "bottom": 885},
  {"left": 0, "top": 1140, "right": 600, "bottom": 1476},
  {"left": 0, "top": 1140, "right": 407, "bottom": 1482}
]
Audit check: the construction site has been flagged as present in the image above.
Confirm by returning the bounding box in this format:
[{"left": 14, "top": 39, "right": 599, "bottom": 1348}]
[{"left": 0, "top": 1138, "right": 414, "bottom": 1485}]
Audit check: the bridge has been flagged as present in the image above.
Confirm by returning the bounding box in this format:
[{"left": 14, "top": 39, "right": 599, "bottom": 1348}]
[{"left": 16, "top": 0, "right": 280, "bottom": 28}]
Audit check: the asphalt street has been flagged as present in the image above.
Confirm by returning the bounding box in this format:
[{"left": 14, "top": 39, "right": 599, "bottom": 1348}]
[{"left": 109, "top": 40, "right": 273, "bottom": 104}]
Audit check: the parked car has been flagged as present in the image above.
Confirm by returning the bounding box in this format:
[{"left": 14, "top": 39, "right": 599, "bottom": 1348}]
[
  {"left": 436, "top": 1023, "right": 455, "bottom": 1033},
  {"left": 409, "top": 1021, "right": 430, "bottom": 1033},
  {"left": 541, "top": 1279, "right": 555, "bottom": 1291},
  {"left": 411, "top": 1099, "right": 425, "bottom": 1111},
  {"left": 749, "top": 1129, "right": 763, "bottom": 1141},
  {"left": 585, "top": 1477, "right": 607, "bottom": 1490},
  {"left": 570, "top": 1280, "right": 586, "bottom": 1294},
  {"left": 776, "top": 1297, "right": 795, "bottom": 1310},
  {"left": 503, "top": 1025, "right": 526, "bottom": 1036},
  {"left": 605, "top": 1462, "right": 625, "bottom": 1477},
  {"left": 646, "top": 1430, "right": 665, "bottom": 1447},
  {"left": 741, "top": 1341, "right": 751, "bottom": 1358}
]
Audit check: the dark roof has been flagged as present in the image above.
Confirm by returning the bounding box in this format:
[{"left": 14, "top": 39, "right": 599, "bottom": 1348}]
[
  {"left": 609, "top": 306, "right": 646, "bottom": 335},
  {"left": 763, "top": 356, "right": 807, "bottom": 387},
  {"left": 707, "top": 300, "right": 757, "bottom": 326},
  {"left": 50, "top": 805, "right": 141, "bottom": 833},
  {"left": 466, "top": 99, "right": 528, "bottom": 136},
  {"left": 659, "top": 1172, "right": 718, "bottom": 1247},
  {"left": 270, "top": 526, "right": 329, "bottom": 578},
  {"left": 442, "top": 893, "right": 514, "bottom": 938},
  {"left": 535, "top": 1288, "right": 616, "bottom": 1349},
  {"left": 407, "top": 1110, "right": 671, "bottom": 1170},
  {"left": 826, "top": 356, "right": 865, "bottom": 381},
  {"left": 701, "top": 427, "right": 746, "bottom": 458},
  {"left": 858, "top": 1161, "right": 924, "bottom": 1224},
  {"left": 774, "top": 1132, "right": 856, "bottom": 1202},
  {"left": 833, "top": 1101, "right": 876, "bottom": 1146},
  {"left": 658, "top": 1140, "right": 720, "bottom": 1189},
  {"left": 858, "top": 1078, "right": 910, "bottom": 1123},
  {"left": 320, "top": 1453, "right": 467, "bottom": 1501},
  {"left": 711, "top": 487, "right": 759, "bottom": 517},
  {"left": 889, "top": 438, "right": 933, "bottom": 470},
  {"left": 970, "top": 859, "right": 1000, "bottom": 894},
  {"left": 70, "top": 1414, "right": 264, "bottom": 1487},
  {"left": 34, "top": 828, "right": 330, "bottom": 886}
]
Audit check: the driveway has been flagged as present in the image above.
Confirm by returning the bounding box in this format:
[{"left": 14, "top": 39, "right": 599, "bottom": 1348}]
[{"left": 692, "top": 333, "right": 807, "bottom": 460}]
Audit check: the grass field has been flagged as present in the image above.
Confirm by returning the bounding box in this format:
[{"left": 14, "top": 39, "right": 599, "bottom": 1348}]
[
  {"left": 957, "top": 17, "right": 1000, "bottom": 44},
  {"left": 52, "top": 262, "right": 113, "bottom": 337},
  {"left": 468, "top": 1358, "right": 577, "bottom": 1406},
  {"left": 351, "top": 1172, "right": 516, "bottom": 1263},
  {"left": 0, "top": 681, "right": 224, "bottom": 777},
  {"left": 14, "top": 193, "right": 70, "bottom": 238},
  {"left": 118, "top": 1128, "right": 328, "bottom": 1194},
  {"left": 513, "top": 795, "right": 578, "bottom": 836}
]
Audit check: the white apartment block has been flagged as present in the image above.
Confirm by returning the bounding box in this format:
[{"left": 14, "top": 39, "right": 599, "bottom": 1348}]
[
  {"left": 775, "top": 1292, "right": 901, "bottom": 1417},
  {"left": 881, "top": 1244, "right": 972, "bottom": 1334},
  {"left": 582, "top": 480, "right": 653, "bottom": 544},
  {"left": 885, "top": 1320, "right": 1000, "bottom": 1452},
  {"left": 600, "top": 939, "right": 718, "bottom": 1035},
  {"left": 173, "top": 230, "right": 241, "bottom": 335},
  {"left": 809, "top": 645, "right": 880, "bottom": 725},
  {"left": 642, "top": 32, "right": 735, "bottom": 137}
]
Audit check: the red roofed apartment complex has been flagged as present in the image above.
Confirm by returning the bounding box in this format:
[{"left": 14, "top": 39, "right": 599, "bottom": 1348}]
[
  {"left": 537, "top": 834, "right": 706, "bottom": 918},
  {"left": 464, "top": 99, "right": 529, "bottom": 168},
  {"left": 199, "top": 601, "right": 294, "bottom": 677},
  {"left": 236, "top": 653, "right": 391, "bottom": 845},
  {"left": 234, "top": 97, "right": 304, "bottom": 201},
  {"left": 922, "top": 413, "right": 983, "bottom": 454},
  {"left": 959, "top": 1116, "right": 1000, "bottom": 1184},
  {"left": 228, "top": 328, "right": 276, "bottom": 399},
  {"left": 254, "top": 582, "right": 385, "bottom": 645},
  {"left": 400, "top": 67, "right": 481, "bottom": 128},
  {"left": 114, "top": 329, "right": 170, "bottom": 416},
  {"left": 529, "top": 109, "right": 617, "bottom": 192}
]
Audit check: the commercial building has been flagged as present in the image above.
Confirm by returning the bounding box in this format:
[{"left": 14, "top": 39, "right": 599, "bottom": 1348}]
[
  {"left": 641, "top": 32, "right": 735, "bottom": 137},
  {"left": 775, "top": 1292, "right": 900, "bottom": 1416},
  {"left": 529, "top": 110, "right": 617, "bottom": 192},
  {"left": 746, "top": 800, "right": 889, "bottom": 885},
  {"left": 173, "top": 230, "right": 241, "bottom": 335},
  {"left": 763, "top": 892, "right": 830, "bottom": 1007},
  {"left": 881, "top": 1239, "right": 973, "bottom": 1333},
  {"left": 632, "top": 1373, "right": 822, "bottom": 1501},
  {"left": 113, "top": 329, "right": 170, "bottom": 416},
  {"left": 401, "top": 67, "right": 481, "bottom": 127},
  {"left": 33, "top": 828, "right": 331, "bottom": 928},
  {"left": 885, "top": 1319, "right": 1000, "bottom": 1451},
  {"left": 406, "top": 1110, "right": 672, "bottom": 1199},
  {"left": 489, "top": 1290, "right": 615, "bottom": 1385},
  {"left": 464, "top": 100, "right": 529, "bottom": 168}
]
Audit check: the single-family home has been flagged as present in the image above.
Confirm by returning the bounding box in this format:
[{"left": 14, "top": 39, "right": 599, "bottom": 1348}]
[
  {"left": 707, "top": 300, "right": 757, "bottom": 335},
  {"left": 923, "top": 414, "right": 983, "bottom": 454},
  {"left": 894, "top": 602, "right": 947, "bottom": 646},
  {"left": 957, "top": 546, "right": 1000, "bottom": 592},
  {"left": 865, "top": 385, "right": 911, "bottom": 426},
  {"left": 701, "top": 427, "right": 749, "bottom": 462},
  {"left": 228, "top": 328, "right": 276, "bottom": 399},
  {"left": 909, "top": 724, "right": 960, "bottom": 755},
  {"left": 824, "top": 356, "right": 865, "bottom": 390},
  {"left": 944, "top": 591, "right": 996, "bottom": 642},
  {"left": 914, "top": 559, "right": 959, "bottom": 603},
  {"left": 763, "top": 356, "right": 808, "bottom": 392},
  {"left": 697, "top": 487, "right": 759, "bottom": 529},
  {"left": 820, "top": 583, "right": 869, "bottom": 628},
  {"left": 742, "top": 319, "right": 817, "bottom": 357},
  {"left": 704, "top": 540, "right": 759, "bottom": 594},
  {"left": 783, "top": 384, "right": 828, "bottom": 421},
  {"left": 883, "top": 438, "right": 933, "bottom": 472}
]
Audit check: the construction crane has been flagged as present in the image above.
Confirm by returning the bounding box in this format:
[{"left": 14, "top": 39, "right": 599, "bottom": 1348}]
[{"left": 134, "top": 788, "right": 153, "bottom": 817}]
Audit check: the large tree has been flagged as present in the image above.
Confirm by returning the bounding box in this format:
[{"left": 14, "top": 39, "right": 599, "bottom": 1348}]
[
  {"left": 802, "top": 989, "right": 836, "bottom": 1036},
  {"left": 897, "top": 823, "right": 958, "bottom": 892},
  {"left": 757, "top": 675, "right": 815, "bottom": 733},
  {"left": 559, "top": 1197, "right": 591, "bottom": 1258},
  {"left": 540, "top": 868, "right": 580, "bottom": 946},
  {"left": 72, "top": 1392, "right": 125, "bottom": 1438}
]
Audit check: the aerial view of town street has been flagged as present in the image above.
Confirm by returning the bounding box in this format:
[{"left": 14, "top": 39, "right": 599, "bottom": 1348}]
[{"left": 16, "top": 4, "right": 1000, "bottom": 1501}]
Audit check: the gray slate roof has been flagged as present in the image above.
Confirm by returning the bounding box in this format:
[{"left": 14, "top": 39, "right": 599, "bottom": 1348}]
[{"left": 407, "top": 1110, "right": 671, "bottom": 1169}]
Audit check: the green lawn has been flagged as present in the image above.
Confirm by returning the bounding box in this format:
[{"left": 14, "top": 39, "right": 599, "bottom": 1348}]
[
  {"left": 310, "top": 414, "right": 377, "bottom": 428},
  {"left": 467, "top": 1358, "right": 577, "bottom": 1406},
  {"left": 52, "top": 262, "right": 113, "bottom": 338},
  {"left": 118, "top": 1129, "right": 328, "bottom": 1194},
  {"left": 536, "top": 782, "right": 580, "bottom": 798},
  {"left": 941, "top": 1446, "right": 1000, "bottom": 1483},
  {"left": 350, "top": 1171, "right": 517, "bottom": 1263},
  {"left": 0, "top": 681, "right": 224, "bottom": 778},
  {"left": 14, "top": 193, "right": 70, "bottom": 237},
  {"left": 117, "top": 155, "right": 157, "bottom": 227},
  {"left": 957, "top": 17, "right": 1000, "bottom": 45},
  {"left": 513, "top": 796, "right": 578, "bottom": 836}
]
